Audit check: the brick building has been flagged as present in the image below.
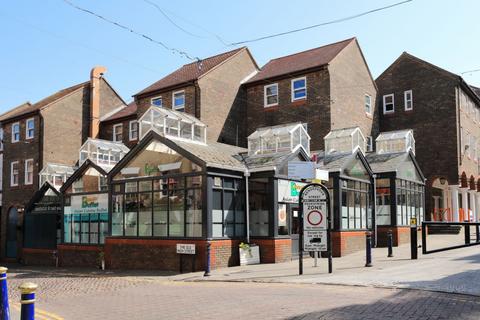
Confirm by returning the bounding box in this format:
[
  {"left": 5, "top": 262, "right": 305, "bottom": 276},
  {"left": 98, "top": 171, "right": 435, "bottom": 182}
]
[
  {"left": 133, "top": 47, "right": 258, "bottom": 146},
  {"left": 244, "top": 37, "right": 377, "bottom": 151},
  {"left": 376, "top": 52, "right": 480, "bottom": 223},
  {"left": 0, "top": 66, "right": 127, "bottom": 260},
  {"left": 100, "top": 101, "right": 138, "bottom": 149}
]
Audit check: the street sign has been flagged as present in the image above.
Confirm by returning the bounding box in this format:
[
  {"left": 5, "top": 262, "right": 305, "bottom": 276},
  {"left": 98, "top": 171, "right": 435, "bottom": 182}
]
[
  {"left": 302, "top": 185, "right": 328, "bottom": 252},
  {"left": 176, "top": 244, "right": 196, "bottom": 254},
  {"left": 298, "top": 183, "right": 332, "bottom": 275},
  {"left": 410, "top": 217, "right": 417, "bottom": 227},
  {"left": 288, "top": 161, "right": 316, "bottom": 180}
]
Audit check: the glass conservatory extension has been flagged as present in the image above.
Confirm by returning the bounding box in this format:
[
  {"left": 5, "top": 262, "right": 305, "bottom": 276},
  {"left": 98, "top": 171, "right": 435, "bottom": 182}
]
[
  {"left": 247, "top": 123, "right": 310, "bottom": 156},
  {"left": 324, "top": 127, "right": 366, "bottom": 155},
  {"left": 376, "top": 130, "right": 415, "bottom": 155},
  {"left": 138, "top": 106, "right": 207, "bottom": 144},
  {"left": 39, "top": 163, "right": 77, "bottom": 190},
  {"left": 79, "top": 138, "right": 130, "bottom": 169}
]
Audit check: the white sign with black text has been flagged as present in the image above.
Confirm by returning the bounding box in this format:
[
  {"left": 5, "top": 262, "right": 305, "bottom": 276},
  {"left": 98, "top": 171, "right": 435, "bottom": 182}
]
[
  {"left": 176, "top": 244, "right": 196, "bottom": 255},
  {"left": 302, "top": 185, "right": 328, "bottom": 252}
]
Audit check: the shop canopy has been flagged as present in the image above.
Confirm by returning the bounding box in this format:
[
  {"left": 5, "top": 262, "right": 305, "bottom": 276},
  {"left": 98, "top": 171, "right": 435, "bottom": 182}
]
[
  {"left": 138, "top": 106, "right": 207, "bottom": 144},
  {"left": 324, "top": 127, "right": 365, "bottom": 156},
  {"left": 247, "top": 122, "right": 310, "bottom": 156},
  {"left": 79, "top": 138, "right": 130, "bottom": 170},
  {"left": 366, "top": 151, "right": 425, "bottom": 183},
  {"left": 39, "top": 163, "right": 77, "bottom": 190},
  {"left": 376, "top": 130, "right": 415, "bottom": 155}
]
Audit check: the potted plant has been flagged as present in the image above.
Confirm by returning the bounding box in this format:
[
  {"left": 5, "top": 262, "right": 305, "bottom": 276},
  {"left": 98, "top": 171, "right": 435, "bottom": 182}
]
[{"left": 239, "top": 242, "right": 260, "bottom": 266}]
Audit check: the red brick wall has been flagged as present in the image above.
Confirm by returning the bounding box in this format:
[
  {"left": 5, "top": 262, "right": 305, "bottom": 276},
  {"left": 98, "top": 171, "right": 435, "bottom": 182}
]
[
  {"left": 22, "top": 248, "right": 56, "bottom": 266},
  {"left": 251, "top": 238, "right": 292, "bottom": 263},
  {"left": 331, "top": 231, "right": 366, "bottom": 257},
  {"left": 58, "top": 244, "right": 102, "bottom": 268},
  {"left": 377, "top": 226, "right": 412, "bottom": 247}
]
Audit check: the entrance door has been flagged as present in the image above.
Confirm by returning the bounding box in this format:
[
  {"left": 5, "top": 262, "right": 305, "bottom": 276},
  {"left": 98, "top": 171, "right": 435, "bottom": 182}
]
[
  {"left": 6, "top": 207, "right": 18, "bottom": 258},
  {"left": 290, "top": 207, "right": 300, "bottom": 256}
]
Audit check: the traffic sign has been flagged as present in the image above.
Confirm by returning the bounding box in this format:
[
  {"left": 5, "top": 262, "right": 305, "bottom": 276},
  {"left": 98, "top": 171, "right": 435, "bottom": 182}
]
[{"left": 302, "top": 185, "right": 328, "bottom": 252}]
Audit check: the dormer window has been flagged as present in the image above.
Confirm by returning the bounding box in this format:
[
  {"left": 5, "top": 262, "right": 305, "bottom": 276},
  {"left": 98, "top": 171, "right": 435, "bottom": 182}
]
[
  {"left": 324, "top": 127, "right": 366, "bottom": 156},
  {"left": 291, "top": 77, "right": 306, "bottom": 101},
  {"left": 264, "top": 84, "right": 278, "bottom": 107},
  {"left": 173, "top": 91, "right": 185, "bottom": 111},
  {"left": 248, "top": 123, "right": 310, "bottom": 156},
  {"left": 376, "top": 130, "right": 415, "bottom": 155}
]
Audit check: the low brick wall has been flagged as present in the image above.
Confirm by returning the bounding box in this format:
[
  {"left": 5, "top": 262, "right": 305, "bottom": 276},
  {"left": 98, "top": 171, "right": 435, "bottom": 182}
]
[
  {"left": 22, "top": 248, "right": 56, "bottom": 266},
  {"left": 331, "top": 231, "right": 366, "bottom": 257},
  {"left": 377, "top": 226, "right": 413, "bottom": 247},
  {"left": 58, "top": 244, "right": 102, "bottom": 268},
  {"left": 251, "top": 238, "right": 292, "bottom": 263},
  {"left": 104, "top": 238, "right": 205, "bottom": 271}
]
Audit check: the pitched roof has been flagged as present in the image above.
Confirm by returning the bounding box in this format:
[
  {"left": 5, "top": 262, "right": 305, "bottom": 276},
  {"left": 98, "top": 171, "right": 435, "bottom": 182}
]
[
  {"left": 470, "top": 86, "right": 480, "bottom": 99},
  {"left": 135, "top": 47, "right": 245, "bottom": 96},
  {"left": 0, "top": 81, "right": 89, "bottom": 123},
  {"left": 245, "top": 38, "right": 355, "bottom": 84},
  {"left": 366, "top": 152, "right": 408, "bottom": 173},
  {"left": 102, "top": 101, "right": 137, "bottom": 122}
]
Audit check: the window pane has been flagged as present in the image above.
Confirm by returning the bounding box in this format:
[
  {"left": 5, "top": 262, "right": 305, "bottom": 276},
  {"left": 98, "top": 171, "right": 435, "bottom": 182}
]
[
  {"left": 293, "top": 79, "right": 305, "bottom": 89},
  {"left": 89, "top": 213, "right": 99, "bottom": 244},
  {"left": 153, "top": 191, "right": 167, "bottom": 236},
  {"left": 112, "top": 195, "right": 123, "bottom": 236},
  {"left": 169, "top": 190, "right": 184, "bottom": 236},
  {"left": 186, "top": 189, "right": 202, "bottom": 237},
  {"left": 125, "top": 194, "right": 138, "bottom": 236}
]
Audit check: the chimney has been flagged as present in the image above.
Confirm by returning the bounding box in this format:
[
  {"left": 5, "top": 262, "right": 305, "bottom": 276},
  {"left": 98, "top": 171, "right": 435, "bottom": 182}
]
[{"left": 90, "top": 66, "right": 107, "bottom": 138}]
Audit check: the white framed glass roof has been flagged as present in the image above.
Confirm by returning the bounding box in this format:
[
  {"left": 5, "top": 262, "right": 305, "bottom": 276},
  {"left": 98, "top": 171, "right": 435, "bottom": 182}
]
[
  {"left": 376, "top": 129, "right": 415, "bottom": 154},
  {"left": 324, "top": 127, "right": 365, "bottom": 155},
  {"left": 247, "top": 123, "right": 310, "bottom": 156},
  {"left": 39, "top": 163, "right": 77, "bottom": 190},
  {"left": 139, "top": 106, "right": 207, "bottom": 144},
  {"left": 79, "top": 138, "right": 130, "bottom": 168}
]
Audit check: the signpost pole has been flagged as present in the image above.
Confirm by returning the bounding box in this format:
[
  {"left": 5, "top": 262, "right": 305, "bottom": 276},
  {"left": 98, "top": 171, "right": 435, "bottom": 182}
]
[{"left": 299, "top": 198, "right": 304, "bottom": 275}]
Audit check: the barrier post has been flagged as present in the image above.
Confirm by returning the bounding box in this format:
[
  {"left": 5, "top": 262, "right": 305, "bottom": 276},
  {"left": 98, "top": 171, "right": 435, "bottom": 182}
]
[
  {"left": 387, "top": 229, "right": 393, "bottom": 258},
  {"left": 19, "top": 282, "right": 37, "bottom": 320},
  {"left": 465, "top": 224, "right": 471, "bottom": 245},
  {"left": 410, "top": 226, "right": 418, "bottom": 260},
  {"left": 476, "top": 224, "right": 480, "bottom": 243},
  {"left": 204, "top": 242, "right": 211, "bottom": 277},
  {"left": 0, "top": 267, "right": 10, "bottom": 320},
  {"left": 422, "top": 222, "right": 427, "bottom": 254},
  {"left": 365, "top": 231, "right": 372, "bottom": 267}
]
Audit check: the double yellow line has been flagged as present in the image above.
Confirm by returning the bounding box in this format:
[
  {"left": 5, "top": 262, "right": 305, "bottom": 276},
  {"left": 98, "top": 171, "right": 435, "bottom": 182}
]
[{"left": 11, "top": 303, "right": 64, "bottom": 320}]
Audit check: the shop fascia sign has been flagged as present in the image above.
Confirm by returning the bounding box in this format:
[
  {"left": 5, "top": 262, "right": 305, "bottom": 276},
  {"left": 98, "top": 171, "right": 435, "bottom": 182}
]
[
  {"left": 278, "top": 180, "right": 307, "bottom": 203},
  {"left": 71, "top": 194, "right": 108, "bottom": 214},
  {"left": 288, "top": 161, "right": 329, "bottom": 181}
]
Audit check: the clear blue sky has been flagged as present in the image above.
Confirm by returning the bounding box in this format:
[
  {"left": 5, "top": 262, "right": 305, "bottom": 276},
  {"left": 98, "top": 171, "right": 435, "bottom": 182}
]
[{"left": 1, "top": 0, "right": 479, "bottom": 112}]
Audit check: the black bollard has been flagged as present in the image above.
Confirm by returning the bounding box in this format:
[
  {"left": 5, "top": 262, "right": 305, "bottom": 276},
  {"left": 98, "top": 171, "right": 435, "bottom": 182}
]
[
  {"left": 476, "top": 224, "right": 480, "bottom": 243},
  {"left": 365, "top": 231, "right": 372, "bottom": 267},
  {"left": 410, "top": 226, "right": 418, "bottom": 260},
  {"left": 204, "top": 242, "right": 211, "bottom": 277},
  {"left": 387, "top": 229, "right": 393, "bottom": 258},
  {"left": 465, "top": 224, "right": 471, "bottom": 245}
]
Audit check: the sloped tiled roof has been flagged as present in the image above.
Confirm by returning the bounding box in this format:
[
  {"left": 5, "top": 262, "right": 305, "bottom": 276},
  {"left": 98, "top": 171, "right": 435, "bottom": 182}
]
[
  {"left": 135, "top": 47, "right": 245, "bottom": 96},
  {"left": 103, "top": 101, "right": 137, "bottom": 122},
  {"left": 366, "top": 152, "right": 408, "bottom": 173},
  {"left": 246, "top": 38, "right": 354, "bottom": 84},
  {"left": 175, "top": 139, "right": 247, "bottom": 171},
  {"left": 0, "top": 81, "right": 89, "bottom": 123},
  {"left": 470, "top": 85, "right": 480, "bottom": 99},
  {"left": 315, "top": 151, "right": 354, "bottom": 172}
]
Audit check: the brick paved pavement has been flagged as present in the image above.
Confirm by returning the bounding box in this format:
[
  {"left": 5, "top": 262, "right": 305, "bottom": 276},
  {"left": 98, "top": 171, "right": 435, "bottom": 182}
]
[{"left": 3, "top": 267, "right": 480, "bottom": 320}]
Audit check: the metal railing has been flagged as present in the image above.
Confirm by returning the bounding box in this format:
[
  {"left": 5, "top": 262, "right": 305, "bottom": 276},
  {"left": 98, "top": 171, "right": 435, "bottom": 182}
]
[{"left": 422, "top": 221, "right": 480, "bottom": 254}]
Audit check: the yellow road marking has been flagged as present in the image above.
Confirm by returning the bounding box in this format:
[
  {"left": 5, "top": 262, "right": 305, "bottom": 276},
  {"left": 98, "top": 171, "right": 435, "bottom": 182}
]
[{"left": 11, "top": 303, "right": 64, "bottom": 320}]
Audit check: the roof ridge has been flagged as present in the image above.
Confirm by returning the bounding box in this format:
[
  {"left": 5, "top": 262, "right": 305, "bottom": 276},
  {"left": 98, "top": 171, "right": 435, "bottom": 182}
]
[
  {"left": 401, "top": 52, "right": 460, "bottom": 80},
  {"left": 182, "top": 47, "right": 245, "bottom": 67},
  {"left": 31, "top": 80, "right": 90, "bottom": 108},
  {"left": 267, "top": 37, "right": 355, "bottom": 63}
]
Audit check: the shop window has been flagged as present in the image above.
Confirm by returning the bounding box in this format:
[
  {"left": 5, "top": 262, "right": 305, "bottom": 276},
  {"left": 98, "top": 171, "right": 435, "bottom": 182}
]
[
  {"left": 212, "top": 176, "right": 245, "bottom": 238},
  {"left": 340, "top": 179, "right": 370, "bottom": 230},
  {"left": 249, "top": 179, "right": 270, "bottom": 236},
  {"left": 396, "top": 179, "right": 424, "bottom": 226},
  {"left": 291, "top": 77, "right": 306, "bottom": 101}
]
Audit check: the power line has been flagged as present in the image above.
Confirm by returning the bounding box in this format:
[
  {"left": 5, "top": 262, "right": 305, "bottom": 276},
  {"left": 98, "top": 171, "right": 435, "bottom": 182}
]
[
  {"left": 461, "top": 69, "right": 480, "bottom": 75},
  {"left": 229, "top": 0, "right": 414, "bottom": 46},
  {"left": 141, "top": 0, "right": 206, "bottom": 39},
  {"left": 61, "top": 0, "right": 200, "bottom": 62}
]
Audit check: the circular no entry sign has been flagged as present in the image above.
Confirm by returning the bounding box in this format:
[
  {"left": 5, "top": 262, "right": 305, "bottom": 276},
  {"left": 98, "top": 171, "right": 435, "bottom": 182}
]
[{"left": 307, "top": 210, "right": 323, "bottom": 226}]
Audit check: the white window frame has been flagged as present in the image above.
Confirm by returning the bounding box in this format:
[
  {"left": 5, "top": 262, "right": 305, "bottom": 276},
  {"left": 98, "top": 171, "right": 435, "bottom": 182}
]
[
  {"left": 172, "top": 90, "right": 185, "bottom": 111},
  {"left": 404, "top": 90, "right": 413, "bottom": 111},
  {"left": 365, "top": 94, "right": 372, "bottom": 115},
  {"left": 150, "top": 96, "right": 163, "bottom": 107},
  {"left": 10, "top": 161, "right": 19, "bottom": 186},
  {"left": 11, "top": 122, "right": 20, "bottom": 143},
  {"left": 24, "top": 159, "right": 33, "bottom": 185},
  {"left": 113, "top": 123, "right": 123, "bottom": 142},
  {"left": 26, "top": 118, "right": 35, "bottom": 139},
  {"left": 383, "top": 94, "right": 395, "bottom": 114},
  {"left": 366, "top": 136, "right": 373, "bottom": 152},
  {"left": 0, "top": 128, "right": 3, "bottom": 151},
  {"left": 264, "top": 83, "right": 279, "bottom": 107},
  {"left": 291, "top": 77, "right": 307, "bottom": 102},
  {"left": 129, "top": 120, "right": 138, "bottom": 141}
]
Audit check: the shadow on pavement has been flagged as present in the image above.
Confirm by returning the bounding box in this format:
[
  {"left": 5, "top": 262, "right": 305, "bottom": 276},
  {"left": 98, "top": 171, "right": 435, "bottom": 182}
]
[{"left": 287, "top": 290, "right": 480, "bottom": 320}]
